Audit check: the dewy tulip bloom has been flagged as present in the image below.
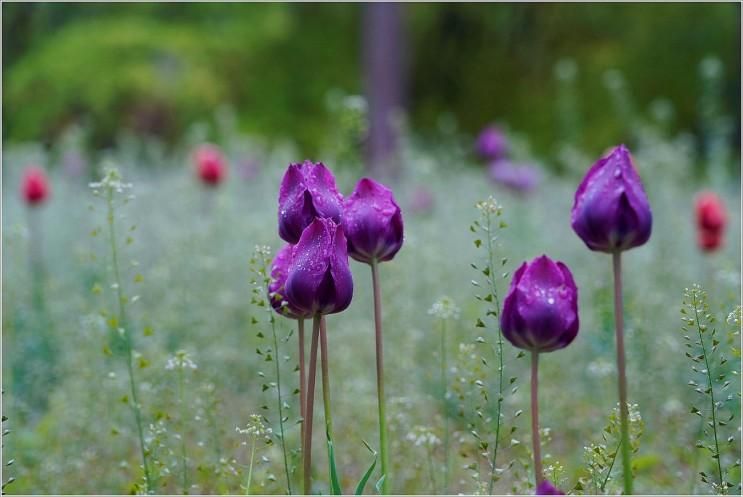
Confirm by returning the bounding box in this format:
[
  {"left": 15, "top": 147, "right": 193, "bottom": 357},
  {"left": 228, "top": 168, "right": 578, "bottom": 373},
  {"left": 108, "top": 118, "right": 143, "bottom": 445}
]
[
  {"left": 501, "top": 255, "right": 579, "bottom": 353},
  {"left": 194, "top": 145, "right": 226, "bottom": 186},
  {"left": 342, "top": 177, "right": 404, "bottom": 264},
  {"left": 21, "top": 166, "right": 50, "bottom": 206},
  {"left": 695, "top": 191, "right": 727, "bottom": 252},
  {"left": 475, "top": 125, "right": 509, "bottom": 161},
  {"left": 285, "top": 217, "right": 353, "bottom": 316},
  {"left": 268, "top": 243, "right": 309, "bottom": 319},
  {"left": 278, "top": 161, "right": 344, "bottom": 244},
  {"left": 571, "top": 144, "right": 652, "bottom": 253}
]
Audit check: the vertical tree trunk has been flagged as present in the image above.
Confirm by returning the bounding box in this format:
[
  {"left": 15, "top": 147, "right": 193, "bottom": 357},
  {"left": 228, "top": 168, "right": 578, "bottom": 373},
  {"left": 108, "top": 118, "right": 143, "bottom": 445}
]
[{"left": 363, "top": 3, "right": 406, "bottom": 179}]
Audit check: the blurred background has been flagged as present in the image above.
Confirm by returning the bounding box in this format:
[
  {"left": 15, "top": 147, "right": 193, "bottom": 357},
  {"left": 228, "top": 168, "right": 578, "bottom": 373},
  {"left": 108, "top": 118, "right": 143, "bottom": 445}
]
[
  {"left": 2, "top": 2, "right": 741, "bottom": 173},
  {"left": 1, "top": 4, "right": 741, "bottom": 495}
]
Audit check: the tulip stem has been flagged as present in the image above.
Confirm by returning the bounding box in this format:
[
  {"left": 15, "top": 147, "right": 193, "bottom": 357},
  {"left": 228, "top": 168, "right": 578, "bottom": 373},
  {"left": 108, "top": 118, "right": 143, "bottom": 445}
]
[
  {"left": 319, "top": 316, "right": 335, "bottom": 485},
  {"left": 303, "top": 315, "right": 321, "bottom": 495},
  {"left": 371, "top": 260, "right": 390, "bottom": 494},
  {"left": 530, "top": 349, "right": 543, "bottom": 487},
  {"left": 612, "top": 251, "right": 633, "bottom": 495},
  {"left": 298, "top": 318, "right": 306, "bottom": 463}
]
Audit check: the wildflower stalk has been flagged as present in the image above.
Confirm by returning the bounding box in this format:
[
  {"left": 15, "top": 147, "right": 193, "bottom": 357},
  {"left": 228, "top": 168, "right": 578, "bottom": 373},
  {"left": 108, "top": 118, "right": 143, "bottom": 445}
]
[
  {"left": 319, "top": 316, "right": 336, "bottom": 487},
  {"left": 690, "top": 290, "right": 723, "bottom": 486},
  {"left": 268, "top": 300, "right": 292, "bottom": 495},
  {"left": 611, "top": 252, "right": 632, "bottom": 494},
  {"left": 370, "top": 259, "right": 391, "bottom": 494},
  {"left": 298, "top": 318, "right": 306, "bottom": 458},
  {"left": 439, "top": 317, "right": 450, "bottom": 493},
  {"left": 484, "top": 207, "right": 506, "bottom": 495},
  {"left": 530, "top": 350, "right": 543, "bottom": 486},
  {"left": 245, "top": 435, "right": 257, "bottom": 495},
  {"left": 104, "top": 181, "right": 152, "bottom": 493},
  {"left": 303, "top": 315, "right": 321, "bottom": 494},
  {"left": 177, "top": 363, "right": 188, "bottom": 494}
]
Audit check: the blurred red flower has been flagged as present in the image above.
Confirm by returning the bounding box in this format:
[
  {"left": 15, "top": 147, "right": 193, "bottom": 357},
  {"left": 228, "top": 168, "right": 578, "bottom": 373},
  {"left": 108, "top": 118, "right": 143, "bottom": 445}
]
[
  {"left": 21, "top": 166, "right": 50, "bottom": 206},
  {"left": 695, "top": 191, "right": 727, "bottom": 252},
  {"left": 194, "top": 144, "right": 226, "bottom": 186}
]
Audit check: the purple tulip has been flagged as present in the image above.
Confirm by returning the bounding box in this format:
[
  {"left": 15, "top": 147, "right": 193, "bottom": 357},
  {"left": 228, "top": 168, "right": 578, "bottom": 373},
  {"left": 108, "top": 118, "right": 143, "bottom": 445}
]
[
  {"left": 341, "top": 178, "right": 404, "bottom": 264},
  {"left": 475, "top": 125, "right": 508, "bottom": 161},
  {"left": 536, "top": 480, "right": 565, "bottom": 495},
  {"left": 501, "top": 255, "right": 579, "bottom": 353},
  {"left": 285, "top": 218, "right": 353, "bottom": 316},
  {"left": 488, "top": 159, "right": 541, "bottom": 193},
  {"left": 268, "top": 243, "right": 309, "bottom": 319},
  {"left": 571, "top": 145, "right": 652, "bottom": 253},
  {"left": 278, "top": 161, "right": 344, "bottom": 244}
]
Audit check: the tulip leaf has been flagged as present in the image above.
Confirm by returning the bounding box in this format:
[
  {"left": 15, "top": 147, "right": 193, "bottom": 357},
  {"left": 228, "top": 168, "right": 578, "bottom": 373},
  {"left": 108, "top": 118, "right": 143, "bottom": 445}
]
[
  {"left": 375, "top": 475, "right": 386, "bottom": 494},
  {"left": 354, "top": 441, "right": 378, "bottom": 495},
  {"left": 327, "top": 433, "right": 342, "bottom": 495}
]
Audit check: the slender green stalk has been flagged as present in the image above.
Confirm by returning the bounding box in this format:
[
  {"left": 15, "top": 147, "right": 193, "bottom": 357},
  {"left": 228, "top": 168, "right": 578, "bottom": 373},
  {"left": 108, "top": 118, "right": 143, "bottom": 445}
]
[
  {"left": 178, "top": 365, "right": 188, "bottom": 494},
  {"left": 303, "top": 316, "right": 321, "bottom": 494},
  {"left": 106, "top": 187, "right": 152, "bottom": 493},
  {"left": 691, "top": 290, "right": 724, "bottom": 487},
  {"left": 612, "top": 252, "right": 632, "bottom": 494},
  {"left": 484, "top": 212, "right": 505, "bottom": 495},
  {"left": 370, "top": 260, "right": 390, "bottom": 494},
  {"left": 245, "top": 436, "right": 257, "bottom": 495},
  {"left": 319, "top": 316, "right": 335, "bottom": 485},
  {"left": 440, "top": 318, "right": 450, "bottom": 493},
  {"left": 600, "top": 439, "right": 621, "bottom": 492},
  {"left": 530, "top": 350, "right": 543, "bottom": 487},
  {"left": 269, "top": 311, "right": 292, "bottom": 494},
  {"left": 426, "top": 446, "right": 437, "bottom": 494}
]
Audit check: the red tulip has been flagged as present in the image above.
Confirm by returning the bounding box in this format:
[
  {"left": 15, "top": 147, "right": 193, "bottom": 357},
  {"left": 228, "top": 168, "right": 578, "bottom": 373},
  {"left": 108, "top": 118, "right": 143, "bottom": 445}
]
[
  {"left": 695, "top": 191, "right": 727, "bottom": 252},
  {"left": 21, "top": 166, "right": 50, "bottom": 206},
  {"left": 194, "top": 145, "right": 226, "bottom": 186}
]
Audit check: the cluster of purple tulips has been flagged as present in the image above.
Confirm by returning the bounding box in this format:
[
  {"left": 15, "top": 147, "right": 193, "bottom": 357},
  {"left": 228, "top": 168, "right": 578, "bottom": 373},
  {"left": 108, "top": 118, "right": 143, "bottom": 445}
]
[
  {"left": 268, "top": 161, "right": 403, "bottom": 494},
  {"left": 265, "top": 142, "right": 652, "bottom": 495}
]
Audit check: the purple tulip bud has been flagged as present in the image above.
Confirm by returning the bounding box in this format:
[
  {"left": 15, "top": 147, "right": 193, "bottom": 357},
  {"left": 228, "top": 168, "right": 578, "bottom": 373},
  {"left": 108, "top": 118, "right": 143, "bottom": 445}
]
[
  {"left": 342, "top": 177, "right": 404, "bottom": 264},
  {"left": 501, "top": 255, "right": 579, "bottom": 353},
  {"left": 278, "top": 161, "right": 344, "bottom": 244},
  {"left": 475, "top": 125, "right": 509, "bottom": 161},
  {"left": 268, "top": 243, "right": 309, "bottom": 319},
  {"left": 536, "top": 480, "right": 565, "bottom": 495},
  {"left": 488, "top": 159, "right": 541, "bottom": 193},
  {"left": 571, "top": 145, "right": 652, "bottom": 253},
  {"left": 285, "top": 218, "right": 354, "bottom": 316}
]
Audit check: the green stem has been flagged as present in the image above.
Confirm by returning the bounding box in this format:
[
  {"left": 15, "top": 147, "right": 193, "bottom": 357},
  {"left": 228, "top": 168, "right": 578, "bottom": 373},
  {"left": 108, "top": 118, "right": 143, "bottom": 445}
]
[
  {"left": 371, "top": 260, "right": 390, "bottom": 494},
  {"left": 485, "top": 212, "right": 505, "bottom": 495},
  {"left": 427, "top": 446, "right": 437, "bottom": 494},
  {"left": 303, "top": 316, "right": 321, "bottom": 494},
  {"left": 319, "top": 316, "right": 334, "bottom": 485},
  {"left": 612, "top": 252, "right": 632, "bottom": 494},
  {"left": 178, "top": 366, "right": 188, "bottom": 494},
  {"left": 440, "top": 318, "right": 449, "bottom": 493},
  {"left": 107, "top": 188, "right": 152, "bottom": 493},
  {"left": 600, "top": 438, "right": 622, "bottom": 492},
  {"left": 531, "top": 350, "right": 543, "bottom": 487},
  {"left": 691, "top": 290, "right": 724, "bottom": 487},
  {"left": 245, "top": 436, "right": 257, "bottom": 495},
  {"left": 269, "top": 311, "right": 292, "bottom": 494}
]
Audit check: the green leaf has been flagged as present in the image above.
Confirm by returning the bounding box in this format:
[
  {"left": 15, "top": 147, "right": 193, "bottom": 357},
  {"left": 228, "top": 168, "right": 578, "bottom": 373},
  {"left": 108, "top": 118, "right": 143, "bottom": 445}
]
[
  {"left": 327, "top": 434, "right": 342, "bottom": 495},
  {"left": 375, "top": 475, "right": 386, "bottom": 495},
  {"left": 354, "top": 441, "right": 378, "bottom": 495}
]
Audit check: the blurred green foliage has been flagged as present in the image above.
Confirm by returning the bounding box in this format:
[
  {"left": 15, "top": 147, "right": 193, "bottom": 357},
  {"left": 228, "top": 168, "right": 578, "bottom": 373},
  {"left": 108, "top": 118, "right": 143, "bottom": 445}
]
[{"left": 2, "top": 3, "right": 740, "bottom": 157}]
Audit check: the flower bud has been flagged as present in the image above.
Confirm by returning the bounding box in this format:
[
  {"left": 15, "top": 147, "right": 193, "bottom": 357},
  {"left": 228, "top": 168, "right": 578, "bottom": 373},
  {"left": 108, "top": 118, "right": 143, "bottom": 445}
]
[
  {"left": 501, "top": 255, "right": 579, "bottom": 353},
  {"left": 285, "top": 218, "right": 353, "bottom": 316},
  {"left": 571, "top": 145, "right": 652, "bottom": 253},
  {"left": 278, "top": 161, "right": 344, "bottom": 244},
  {"left": 342, "top": 178, "right": 404, "bottom": 264},
  {"left": 21, "top": 166, "right": 50, "bottom": 206},
  {"left": 194, "top": 145, "right": 226, "bottom": 186},
  {"left": 475, "top": 125, "right": 508, "bottom": 161},
  {"left": 695, "top": 191, "right": 726, "bottom": 252},
  {"left": 268, "top": 243, "right": 309, "bottom": 319},
  {"left": 536, "top": 479, "right": 565, "bottom": 495}
]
